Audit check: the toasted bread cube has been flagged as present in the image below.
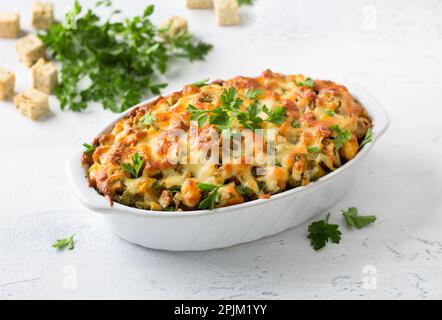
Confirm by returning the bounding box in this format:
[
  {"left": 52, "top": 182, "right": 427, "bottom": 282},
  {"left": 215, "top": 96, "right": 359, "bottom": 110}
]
[
  {"left": 214, "top": 0, "right": 240, "bottom": 26},
  {"left": 0, "top": 13, "right": 20, "bottom": 38},
  {"left": 0, "top": 68, "right": 15, "bottom": 100},
  {"left": 32, "top": 2, "right": 54, "bottom": 30},
  {"left": 14, "top": 89, "right": 49, "bottom": 120},
  {"left": 32, "top": 58, "right": 58, "bottom": 94},
  {"left": 161, "top": 16, "right": 188, "bottom": 37},
  {"left": 16, "top": 34, "right": 46, "bottom": 67},
  {"left": 186, "top": 0, "right": 212, "bottom": 9}
]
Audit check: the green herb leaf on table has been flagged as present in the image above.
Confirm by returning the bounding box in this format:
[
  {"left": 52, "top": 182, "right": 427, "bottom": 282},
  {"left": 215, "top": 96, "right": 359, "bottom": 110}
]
[
  {"left": 359, "top": 127, "right": 373, "bottom": 149},
  {"left": 187, "top": 104, "right": 210, "bottom": 126},
  {"left": 83, "top": 143, "right": 95, "bottom": 154},
  {"left": 307, "top": 213, "right": 342, "bottom": 250},
  {"left": 52, "top": 234, "right": 75, "bottom": 251},
  {"left": 121, "top": 153, "right": 144, "bottom": 178},
  {"left": 192, "top": 78, "right": 210, "bottom": 87},
  {"left": 342, "top": 207, "right": 377, "bottom": 229},
  {"left": 330, "top": 125, "right": 352, "bottom": 150},
  {"left": 39, "top": 0, "right": 212, "bottom": 113}
]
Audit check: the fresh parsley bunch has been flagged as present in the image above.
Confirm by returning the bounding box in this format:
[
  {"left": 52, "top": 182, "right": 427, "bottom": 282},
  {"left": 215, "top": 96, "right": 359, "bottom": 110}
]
[{"left": 39, "top": 0, "right": 212, "bottom": 113}]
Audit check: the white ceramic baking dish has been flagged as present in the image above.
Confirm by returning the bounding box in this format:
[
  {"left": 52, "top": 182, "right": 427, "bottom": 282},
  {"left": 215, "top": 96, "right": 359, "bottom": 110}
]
[{"left": 67, "top": 83, "right": 389, "bottom": 251}]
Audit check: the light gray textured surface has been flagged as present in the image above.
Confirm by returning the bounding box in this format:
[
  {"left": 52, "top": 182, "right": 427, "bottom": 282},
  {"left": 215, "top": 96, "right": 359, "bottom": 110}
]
[{"left": 0, "top": 0, "right": 441, "bottom": 299}]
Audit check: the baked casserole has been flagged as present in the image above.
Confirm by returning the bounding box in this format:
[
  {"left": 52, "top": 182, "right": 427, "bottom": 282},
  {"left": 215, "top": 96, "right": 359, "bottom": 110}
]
[{"left": 82, "top": 70, "right": 372, "bottom": 211}]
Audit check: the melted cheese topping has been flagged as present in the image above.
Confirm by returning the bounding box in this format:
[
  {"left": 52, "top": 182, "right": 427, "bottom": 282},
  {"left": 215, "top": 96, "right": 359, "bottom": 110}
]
[{"left": 84, "top": 70, "right": 372, "bottom": 211}]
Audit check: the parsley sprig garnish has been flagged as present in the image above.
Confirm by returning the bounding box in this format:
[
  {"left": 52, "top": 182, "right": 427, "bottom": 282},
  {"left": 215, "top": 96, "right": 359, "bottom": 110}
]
[
  {"left": 52, "top": 234, "right": 75, "bottom": 251},
  {"left": 342, "top": 207, "right": 376, "bottom": 229},
  {"left": 38, "top": 0, "right": 212, "bottom": 113},
  {"left": 83, "top": 143, "right": 95, "bottom": 154},
  {"left": 121, "top": 153, "right": 144, "bottom": 178},
  {"left": 220, "top": 87, "right": 244, "bottom": 113},
  {"left": 197, "top": 182, "right": 221, "bottom": 210},
  {"left": 330, "top": 125, "right": 352, "bottom": 149},
  {"left": 187, "top": 104, "right": 210, "bottom": 126},
  {"left": 359, "top": 127, "right": 373, "bottom": 149},
  {"left": 307, "top": 213, "right": 342, "bottom": 251},
  {"left": 187, "top": 87, "right": 243, "bottom": 130},
  {"left": 237, "top": 103, "right": 263, "bottom": 130},
  {"left": 209, "top": 106, "right": 232, "bottom": 131},
  {"left": 262, "top": 105, "right": 288, "bottom": 125}
]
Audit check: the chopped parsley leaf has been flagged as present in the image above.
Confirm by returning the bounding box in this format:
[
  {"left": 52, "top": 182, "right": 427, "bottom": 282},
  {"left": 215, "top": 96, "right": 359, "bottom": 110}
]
[
  {"left": 245, "top": 88, "right": 263, "bottom": 100},
  {"left": 121, "top": 153, "right": 144, "bottom": 178},
  {"left": 342, "top": 207, "right": 376, "bottom": 229},
  {"left": 307, "top": 213, "right": 342, "bottom": 251},
  {"left": 262, "top": 105, "right": 288, "bottom": 125},
  {"left": 359, "top": 128, "right": 373, "bottom": 149},
  {"left": 83, "top": 143, "right": 95, "bottom": 154},
  {"left": 330, "top": 125, "right": 352, "bottom": 150},
  {"left": 197, "top": 182, "right": 221, "bottom": 210}
]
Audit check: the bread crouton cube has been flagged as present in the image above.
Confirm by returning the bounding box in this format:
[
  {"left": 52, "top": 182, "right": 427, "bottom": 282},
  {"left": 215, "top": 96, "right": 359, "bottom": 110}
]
[
  {"left": 0, "top": 68, "right": 15, "bottom": 100},
  {"left": 0, "top": 13, "right": 20, "bottom": 38},
  {"left": 32, "top": 58, "right": 58, "bottom": 94},
  {"left": 186, "top": 0, "right": 212, "bottom": 9},
  {"left": 14, "top": 89, "right": 49, "bottom": 120},
  {"left": 16, "top": 34, "right": 46, "bottom": 67},
  {"left": 32, "top": 2, "right": 54, "bottom": 30},
  {"left": 161, "top": 16, "right": 188, "bottom": 37},
  {"left": 214, "top": 0, "right": 240, "bottom": 26}
]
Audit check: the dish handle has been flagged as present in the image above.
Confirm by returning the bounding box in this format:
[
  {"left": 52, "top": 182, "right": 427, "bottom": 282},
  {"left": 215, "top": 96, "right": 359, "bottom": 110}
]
[{"left": 66, "top": 152, "right": 112, "bottom": 213}]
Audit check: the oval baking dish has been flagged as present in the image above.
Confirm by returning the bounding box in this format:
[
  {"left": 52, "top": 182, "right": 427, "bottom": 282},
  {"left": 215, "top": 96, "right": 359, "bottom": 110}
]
[{"left": 67, "top": 81, "right": 389, "bottom": 251}]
